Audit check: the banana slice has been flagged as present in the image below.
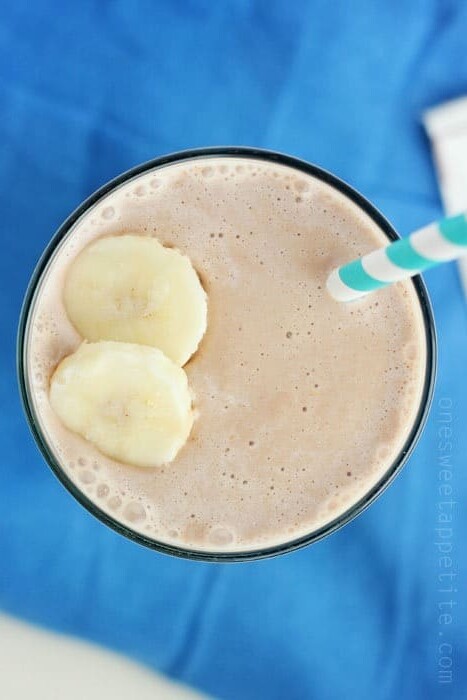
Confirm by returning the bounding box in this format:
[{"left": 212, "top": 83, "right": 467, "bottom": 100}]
[
  {"left": 63, "top": 235, "right": 207, "bottom": 366},
  {"left": 49, "top": 341, "right": 194, "bottom": 468}
]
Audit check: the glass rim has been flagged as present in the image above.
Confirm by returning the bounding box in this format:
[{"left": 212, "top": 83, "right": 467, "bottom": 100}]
[{"left": 17, "top": 146, "right": 437, "bottom": 562}]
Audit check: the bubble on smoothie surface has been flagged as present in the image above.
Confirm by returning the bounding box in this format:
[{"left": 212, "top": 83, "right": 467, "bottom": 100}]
[{"left": 123, "top": 501, "right": 146, "bottom": 523}]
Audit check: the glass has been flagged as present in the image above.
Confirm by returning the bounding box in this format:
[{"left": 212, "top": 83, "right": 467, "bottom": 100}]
[{"left": 17, "top": 147, "right": 437, "bottom": 562}]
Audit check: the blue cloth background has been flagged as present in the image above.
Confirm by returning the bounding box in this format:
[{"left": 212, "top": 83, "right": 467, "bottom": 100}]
[{"left": 1, "top": 2, "right": 466, "bottom": 698}]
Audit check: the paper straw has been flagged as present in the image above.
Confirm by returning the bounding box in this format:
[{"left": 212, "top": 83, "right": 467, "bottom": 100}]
[{"left": 327, "top": 212, "right": 467, "bottom": 302}]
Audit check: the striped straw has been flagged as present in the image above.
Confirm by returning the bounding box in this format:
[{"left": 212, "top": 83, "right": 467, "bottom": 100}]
[{"left": 327, "top": 212, "right": 467, "bottom": 302}]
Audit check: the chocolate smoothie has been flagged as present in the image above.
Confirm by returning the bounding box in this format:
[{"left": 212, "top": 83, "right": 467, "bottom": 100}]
[{"left": 24, "top": 155, "right": 428, "bottom": 553}]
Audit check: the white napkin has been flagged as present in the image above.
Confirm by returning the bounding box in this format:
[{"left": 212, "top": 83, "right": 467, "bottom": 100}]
[{"left": 423, "top": 97, "right": 467, "bottom": 299}]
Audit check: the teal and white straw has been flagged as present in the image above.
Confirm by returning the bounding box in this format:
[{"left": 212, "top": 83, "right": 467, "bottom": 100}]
[{"left": 327, "top": 212, "right": 467, "bottom": 301}]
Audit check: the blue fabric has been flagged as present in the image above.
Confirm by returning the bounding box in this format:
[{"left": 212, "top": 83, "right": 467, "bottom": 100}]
[{"left": 1, "top": 2, "right": 466, "bottom": 698}]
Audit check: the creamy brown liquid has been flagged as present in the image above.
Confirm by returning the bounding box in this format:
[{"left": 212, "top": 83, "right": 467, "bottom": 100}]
[{"left": 27, "top": 156, "right": 427, "bottom": 552}]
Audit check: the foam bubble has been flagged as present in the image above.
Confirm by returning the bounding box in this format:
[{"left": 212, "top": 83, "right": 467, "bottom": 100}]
[
  {"left": 209, "top": 526, "right": 234, "bottom": 546},
  {"left": 402, "top": 342, "right": 418, "bottom": 362},
  {"left": 96, "top": 483, "right": 109, "bottom": 498},
  {"left": 123, "top": 501, "right": 146, "bottom": 523},
  {"left": 375, "top": 443, "right": 392, "bottom": 463},
  {"left": 108, "top": 495, "right": 122, "bottom": 510},
  {"left": 78, "top": 470, "right": 96, "bottom": 485},
  {"left": 101, "top": 206, "right": 115, "bottom": 220},
  {"left": 293, "top": 179, "right": 310, "bottom": 193}
]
